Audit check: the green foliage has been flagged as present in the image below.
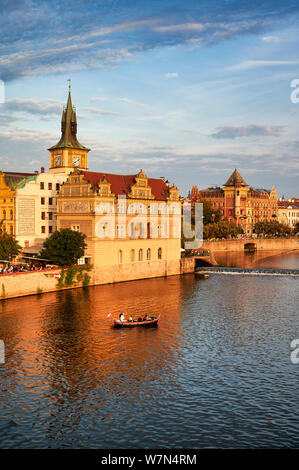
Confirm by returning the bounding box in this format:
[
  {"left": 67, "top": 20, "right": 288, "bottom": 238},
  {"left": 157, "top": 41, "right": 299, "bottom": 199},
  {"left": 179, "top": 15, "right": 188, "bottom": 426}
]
[
  {"left": 0, "top": 229, "right": 22, "bottom": 261},
  {"left": 56, "top": 265, "right": 92, "bottom": 289},
  {"left": 203, "top": 220, "right": 243, "bottom": 239},
  {"left": 40, "top": 229, "right": 87, "bottom": 266},
  {"left": 36, "top": 287, "right": 43, "bottom": 295},
  {"left": 191, "top": 199, "right": 223, "bottom": 225},
  {"left": 82, "top": 272, "right": 91, "bottom": 287},
  {"left": 254, "top": 220, "right": 293, "bottom": 237}
]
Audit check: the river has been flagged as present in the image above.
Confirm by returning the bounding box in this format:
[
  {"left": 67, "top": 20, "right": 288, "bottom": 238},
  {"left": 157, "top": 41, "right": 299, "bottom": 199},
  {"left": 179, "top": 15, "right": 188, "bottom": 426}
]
[{"left": 0, "top": 252, "right": 298, "bottom": 448}]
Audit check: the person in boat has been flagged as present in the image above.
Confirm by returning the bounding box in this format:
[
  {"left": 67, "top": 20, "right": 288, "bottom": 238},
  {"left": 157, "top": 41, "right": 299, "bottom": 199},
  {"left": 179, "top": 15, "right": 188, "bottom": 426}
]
[
  {"left": 119, "top": 312, "right": 125, "bottom": 322},
  {"left": 128, "top": 315, "right": 133, "bottom": 322},
  {"left": 143, "top": 314, "right": 149, "bottom": 321}
]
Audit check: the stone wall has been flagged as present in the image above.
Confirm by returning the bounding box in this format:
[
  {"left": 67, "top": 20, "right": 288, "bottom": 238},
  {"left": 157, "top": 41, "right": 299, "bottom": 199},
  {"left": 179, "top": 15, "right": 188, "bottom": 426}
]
[
  {"left": 0, "top": 257, "right": 196, "bottom": 300},
  {"left": 201, "top": 237, "right": 299, "bottom": 252}
]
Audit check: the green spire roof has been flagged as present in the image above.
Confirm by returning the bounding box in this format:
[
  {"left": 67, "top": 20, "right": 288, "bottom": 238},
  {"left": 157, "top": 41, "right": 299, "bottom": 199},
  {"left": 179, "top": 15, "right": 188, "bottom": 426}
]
[
  {"left": 48, "top": 89, "right": 89, "bottom": 151},
  {"left": 223, "top": 168, "right": 248, "bottom": 187}
]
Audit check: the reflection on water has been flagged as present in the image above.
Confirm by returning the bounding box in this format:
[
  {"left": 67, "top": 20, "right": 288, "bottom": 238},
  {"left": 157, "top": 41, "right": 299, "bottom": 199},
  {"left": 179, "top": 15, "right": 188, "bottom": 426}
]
[
  {"left": 0, "top": 254, "right": 298, "bottom": 449},
  {"left": 214, "top": 250, "right": 299, "bottom": 269}
]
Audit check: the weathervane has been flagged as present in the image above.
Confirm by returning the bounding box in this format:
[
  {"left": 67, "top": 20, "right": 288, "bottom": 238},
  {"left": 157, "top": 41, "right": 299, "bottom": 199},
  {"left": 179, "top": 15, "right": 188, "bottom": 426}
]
[{"left": 68, "top": 78, "right": 71, "bottom": 91}]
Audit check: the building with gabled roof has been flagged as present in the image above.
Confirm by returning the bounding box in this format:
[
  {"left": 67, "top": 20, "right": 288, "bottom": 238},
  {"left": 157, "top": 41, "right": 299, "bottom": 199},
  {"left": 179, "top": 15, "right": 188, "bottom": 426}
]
[
  {"left": 190, "top": 169, "right": 278, "bottom": 235},
  {"left": 51, "top": 90, "right": 182, "bottom": 283}
]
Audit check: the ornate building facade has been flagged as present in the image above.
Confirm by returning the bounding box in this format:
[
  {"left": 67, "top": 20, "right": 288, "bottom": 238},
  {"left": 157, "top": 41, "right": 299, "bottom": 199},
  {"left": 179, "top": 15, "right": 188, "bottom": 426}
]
[
  {"left": 190, "top": 169, "right": 278, "bottom": 235},
  {"left": 46, "top": 88, "right": 182, "bottom": 282}
]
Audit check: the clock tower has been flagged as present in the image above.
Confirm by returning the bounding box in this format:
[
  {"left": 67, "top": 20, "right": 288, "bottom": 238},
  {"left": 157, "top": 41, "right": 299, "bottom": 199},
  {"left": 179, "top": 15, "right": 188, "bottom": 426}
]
[{"left": 48, "top": 84, "right": 90, "bottom": 174}]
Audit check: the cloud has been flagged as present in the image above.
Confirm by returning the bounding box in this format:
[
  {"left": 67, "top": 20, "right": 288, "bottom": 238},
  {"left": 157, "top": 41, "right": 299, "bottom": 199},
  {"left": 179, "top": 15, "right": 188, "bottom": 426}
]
[
  {"left": 165, "top": 73, "right": 179, "bottom": 79},
  {"left": 81, "top": 106, "right": 120, "bottom": 116},
  {"left": 154, "top": 23, "right": 205, "bottom": 33},
  {"left": 1, "top": 1, "right": 299, "bottom": 82},
  {"left": 211, "top": 125, "right": 284, "bottom": 139},
  {"left": 261, "top": 35, "right": 280, "bottom": 43},
  {"left": 118, "top": 97, "right": 146, "bottom": 107},
  {"left": 228, "top": 60, "right": 299, "bottom": 71},
  {"left": 1, "top": 98, "right": 63, "bottom": 115}
]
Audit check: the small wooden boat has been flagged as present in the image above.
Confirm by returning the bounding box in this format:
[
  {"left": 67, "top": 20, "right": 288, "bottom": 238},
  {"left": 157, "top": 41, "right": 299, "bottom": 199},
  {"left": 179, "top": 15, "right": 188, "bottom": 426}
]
[{"left": 112, "top": 317, "right": 159, "bottom": 329}]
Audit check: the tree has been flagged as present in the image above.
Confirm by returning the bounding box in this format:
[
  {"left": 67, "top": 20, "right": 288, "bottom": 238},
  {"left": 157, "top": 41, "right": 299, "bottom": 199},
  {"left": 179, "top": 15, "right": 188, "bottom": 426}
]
[
  {"left": 0, "top": 231, "right": 22, "bottom": 261},
  {"left": 203, "top": 219, "right": 242, "bottom": 239},
  {"left": 191, "top": 199, "right": 223, "bottom": 225},
  {"left": 40, "top": 229, "right": 87, "bottom": 266},
  {"left": 254, "top": 220, "right": 292, "bottom": 237}
]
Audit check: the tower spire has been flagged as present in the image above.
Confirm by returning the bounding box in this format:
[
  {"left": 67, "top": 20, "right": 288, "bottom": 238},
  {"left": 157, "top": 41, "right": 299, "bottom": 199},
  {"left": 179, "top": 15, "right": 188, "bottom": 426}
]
[{"left": 48, "top": 84, "right": 89, "bottom": 151}]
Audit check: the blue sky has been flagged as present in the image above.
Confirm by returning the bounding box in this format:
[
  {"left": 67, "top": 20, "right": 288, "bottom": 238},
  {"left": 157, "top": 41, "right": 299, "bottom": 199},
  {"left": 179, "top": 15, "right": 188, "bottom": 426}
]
[{"left": 0, "top": 0, "right": 299, "bottom": 197}]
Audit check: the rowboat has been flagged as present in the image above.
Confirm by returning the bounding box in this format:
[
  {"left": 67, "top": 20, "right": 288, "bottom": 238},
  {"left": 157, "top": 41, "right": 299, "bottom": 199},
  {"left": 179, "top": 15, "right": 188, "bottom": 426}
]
[{"left": 112, "top": 317, "right": 159, "bottom": 328}]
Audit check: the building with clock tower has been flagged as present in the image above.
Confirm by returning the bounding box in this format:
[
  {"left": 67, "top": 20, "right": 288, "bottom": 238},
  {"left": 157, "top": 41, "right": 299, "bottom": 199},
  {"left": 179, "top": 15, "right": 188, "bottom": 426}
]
[{"left": 48, "top": 86, "right": 89, "bottom": 174}]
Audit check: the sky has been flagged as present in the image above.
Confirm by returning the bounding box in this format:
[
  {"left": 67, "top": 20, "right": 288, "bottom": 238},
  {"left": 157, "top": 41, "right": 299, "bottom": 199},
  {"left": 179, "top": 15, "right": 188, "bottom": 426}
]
[{"left": 0, "top": 0, "right": 299, "bottom": 197}]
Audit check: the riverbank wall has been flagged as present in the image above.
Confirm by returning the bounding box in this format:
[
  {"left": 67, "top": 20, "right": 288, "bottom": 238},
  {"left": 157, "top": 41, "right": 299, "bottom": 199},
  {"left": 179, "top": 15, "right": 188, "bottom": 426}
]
[{"left": 0, "top": 258, "right": 195, "bottom": 300}]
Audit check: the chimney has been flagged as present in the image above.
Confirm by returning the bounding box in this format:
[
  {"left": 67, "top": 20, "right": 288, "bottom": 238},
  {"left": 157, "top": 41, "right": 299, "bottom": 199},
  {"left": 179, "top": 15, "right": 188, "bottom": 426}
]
[{"left": 41, "top": 167, "right": 45, "bottom": 173}]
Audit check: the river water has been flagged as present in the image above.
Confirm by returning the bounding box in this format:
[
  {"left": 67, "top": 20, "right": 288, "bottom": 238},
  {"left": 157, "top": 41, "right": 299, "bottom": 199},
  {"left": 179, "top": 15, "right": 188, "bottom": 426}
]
[{"left": 0, "top": 252, "right": 298, "bottom": 448}]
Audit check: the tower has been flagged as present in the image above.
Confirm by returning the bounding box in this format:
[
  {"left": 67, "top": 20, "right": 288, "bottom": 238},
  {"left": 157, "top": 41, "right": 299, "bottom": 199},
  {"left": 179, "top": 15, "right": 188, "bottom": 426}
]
[
  {"left": 222, "top": 169, "right": 249, "bottom": 229},
  {"left": 48, "top": 83, "right": 90, "bottom": 174}
]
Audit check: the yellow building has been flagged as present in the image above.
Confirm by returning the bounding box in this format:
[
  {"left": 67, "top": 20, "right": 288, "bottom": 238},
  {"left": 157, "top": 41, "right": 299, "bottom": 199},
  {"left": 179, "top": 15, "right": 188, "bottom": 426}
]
[
  {"left": 0, "top": 171, "right": 35, "bottom": 236},
  {"left": 53, "top": 90, "right": 182, "bottom": 283}
]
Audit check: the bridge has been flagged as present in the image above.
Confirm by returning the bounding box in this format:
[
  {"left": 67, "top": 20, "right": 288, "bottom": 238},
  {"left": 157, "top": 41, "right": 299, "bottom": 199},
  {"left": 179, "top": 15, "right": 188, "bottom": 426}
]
[{"left": 201, "top": 237, "right": 299, "bottom": 253}]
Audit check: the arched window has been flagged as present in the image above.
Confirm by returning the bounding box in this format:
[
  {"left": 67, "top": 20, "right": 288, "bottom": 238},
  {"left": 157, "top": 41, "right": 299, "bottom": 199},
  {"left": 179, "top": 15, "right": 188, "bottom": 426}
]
[
  {"left": 147, "top": 222, "right": 150, "bottom": 239},
  {"left": 158, "top": 247, "right": 162, "bottom": 260},
  {"left": 138, "top": 249, "right": 143, "bottom": 261},
  {"left": 10, "top": 210, "right": 13, "bottom": 220},
  {"left": 130, "top": 249, "right": 135, "bottom": 262},
  {"left": 118, "top": 250, "right": 123, "bottom": 264},
  {"left": 146, "top": 248, "right": 151, "bottom": 260}
]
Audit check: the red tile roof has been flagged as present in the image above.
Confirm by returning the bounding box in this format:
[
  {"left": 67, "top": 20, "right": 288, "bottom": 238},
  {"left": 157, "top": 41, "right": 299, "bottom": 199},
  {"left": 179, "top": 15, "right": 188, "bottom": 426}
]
[{"left": 82, "top": 171, "right": 170, "bottom": 201}]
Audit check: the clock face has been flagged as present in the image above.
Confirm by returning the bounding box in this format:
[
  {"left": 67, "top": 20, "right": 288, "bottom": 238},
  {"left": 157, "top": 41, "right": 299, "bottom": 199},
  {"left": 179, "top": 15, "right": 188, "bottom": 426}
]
[
  {"left": 72, "top": 156, "right": 80, "bottom": 167},
  {"left": 55, "top": 156, "right": 61, "bottom": 167}
]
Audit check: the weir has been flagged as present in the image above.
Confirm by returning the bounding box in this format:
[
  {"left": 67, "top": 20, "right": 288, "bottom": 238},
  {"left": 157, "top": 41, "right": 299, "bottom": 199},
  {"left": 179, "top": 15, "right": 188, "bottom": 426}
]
[{"left": 196, "top": 266, "right": 299, "bottom": 277}]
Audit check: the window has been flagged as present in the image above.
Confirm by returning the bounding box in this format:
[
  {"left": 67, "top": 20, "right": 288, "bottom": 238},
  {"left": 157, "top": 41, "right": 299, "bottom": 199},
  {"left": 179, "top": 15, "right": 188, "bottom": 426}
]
[
  {"left": 49, "top": 197, "right": 53, "bottom": 205},
  {"left": 48, "top": 182, "right": 52, "bottom": 190},
  {"left": 56, "top": 183, "right": 60, "bottom": 191},
  {"left": 130, "top": 249, "right": 135, "bottom": 262},
  {"left": 146, "top": 248, "right": 151, "bottom": 260},
  {"left": 139, "top": 222, "right": 144, "bottom": 238},
  {"left": 3, "top": 210, "right": 6, "bottom": 220},
  {"left": 158, "top": 248, "right": 162, "bottom": 260},
  {"left": 40, "top": 182, "right": 44, "bottom": 190},
  {"left": 41, "top": 212, "right": 46, "bottom": 220},
  {"left": 10, "top": 210, "right": 13, "bottom": 220},
  {"left": 41, "top": 197, "right": 45, "bottom": 205},
  {"left": 138, "top": 249, "right": 143, "bottom": 261},
  {"left": 72, "top": 225, "right": 80, "bottom": 231},
  {"left": 49, "top": 226, "right": 53, "bottom": 234},
  {"left": 48, "top": 212, "right": 53, "bottom": 220},
  {"left": 118, "top": 250, "right": 123, "bottom": 264},
  {"left": 10, "top": 226, "right": 13, "bottom": 235},
  {"left": 41, "top": 226, "right": 46, "bottom": 234},
  {"left": 117, "top": 225, "right": 124, "bottom": 238}
]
